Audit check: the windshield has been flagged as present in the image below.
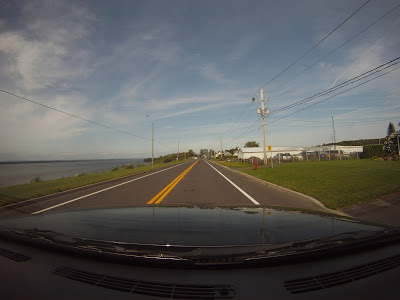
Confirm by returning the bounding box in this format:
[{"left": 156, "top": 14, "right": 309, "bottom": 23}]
[{"left": 0, "top": 0, "right": 399, "bottom": 257}]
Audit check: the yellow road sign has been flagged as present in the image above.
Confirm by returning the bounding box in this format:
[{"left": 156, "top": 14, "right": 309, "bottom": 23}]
[{"left": 268, "top": 146, "right": 271, "bottom": 151}]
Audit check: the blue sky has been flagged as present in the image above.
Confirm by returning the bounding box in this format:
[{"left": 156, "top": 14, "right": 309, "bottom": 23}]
[{"left": 0, "top": 0, "right": 399, "bottom": 160}]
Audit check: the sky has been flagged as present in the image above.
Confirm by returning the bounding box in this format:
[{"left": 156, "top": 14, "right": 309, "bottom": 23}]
[{"left": 0, "top": 0, "right": 399, "bottom": 160}]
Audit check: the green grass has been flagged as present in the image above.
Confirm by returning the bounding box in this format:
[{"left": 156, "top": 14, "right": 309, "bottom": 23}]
[
  {"left": 0, "top": 160, "right": 191, "bottom": 207},
  {"left": 215, "top": 161, "right": 251, "bottom": 169},
  {"left": 218, "top": 160, "right": 400, "bottom": 210}
]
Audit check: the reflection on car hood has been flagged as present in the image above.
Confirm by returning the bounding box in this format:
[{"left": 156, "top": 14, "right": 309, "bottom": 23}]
[{"left": 0, "top": 206, "right": 386, "bottom": 246}]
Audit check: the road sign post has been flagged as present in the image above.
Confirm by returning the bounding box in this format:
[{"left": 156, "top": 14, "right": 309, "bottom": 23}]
[{"left": 268, "top": 146, "right": 273, "bottom": 168}]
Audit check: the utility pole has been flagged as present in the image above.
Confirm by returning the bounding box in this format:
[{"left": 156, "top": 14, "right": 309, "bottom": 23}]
[
  {"left": 331, "top": 114, "right": 337, "bottom": 150},
  {"left": 220, "top": 136, "right": 223, "bottom": 161},
  {"left": 260, "top": 90, "right": 268, "bottom": 165},
  {"left": 152, "top": 123, "right": 154, "bottom": 167},
  {"left": 177, "top": 138, "right": 180, "bottom": 162}
]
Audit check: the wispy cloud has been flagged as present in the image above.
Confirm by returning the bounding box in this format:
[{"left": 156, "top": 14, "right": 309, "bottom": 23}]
[
  {"left": 193, "top": 63, "right": 234, "bottom": 85},
  {"left": 0, "top": 1, "right": 95, "bottom": 91}
]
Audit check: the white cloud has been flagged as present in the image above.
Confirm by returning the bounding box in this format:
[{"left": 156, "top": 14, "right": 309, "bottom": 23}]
[
  {"left": 0, "top": 92, "right": 91, "bottom": 154},
  {"left": 194, "top": 62, "right": 234, "bottom": 85},
  {"left": 0, "top": 1, "right": 95, "bottom": 91},
  {"left": 228, "top": 35, "right": 259, "bottom": 60}
]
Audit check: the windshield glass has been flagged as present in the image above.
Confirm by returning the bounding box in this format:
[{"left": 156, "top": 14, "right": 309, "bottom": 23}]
[{"left": 0, "top": 0, "right": 399, "bottom": 255}]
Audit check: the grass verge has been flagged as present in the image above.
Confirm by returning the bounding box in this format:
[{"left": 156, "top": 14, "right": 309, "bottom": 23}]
[
  {"left": 0, "top": 160, "right": 191, "bottom": 207},
  {"left": 216, "top": 160, "right": 400, "bottom": 210},
  {"left": 214, "top": 161, "right": 251, "bottom": 169}
]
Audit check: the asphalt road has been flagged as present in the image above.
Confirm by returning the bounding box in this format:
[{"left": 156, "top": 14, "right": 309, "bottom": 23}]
[{"left": 0, "top": 159, "right": 331, "bottom": 218}]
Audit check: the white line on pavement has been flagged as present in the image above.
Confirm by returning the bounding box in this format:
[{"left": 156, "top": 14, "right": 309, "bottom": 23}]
[
  {"left": 204, "top": 160, "right": 260, "bottom": 205},
  {"left": 31, "top": 162, "right": 190, "bottom": 215}
]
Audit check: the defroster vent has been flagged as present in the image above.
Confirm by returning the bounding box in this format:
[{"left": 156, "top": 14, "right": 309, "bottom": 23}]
[
  {"left": 285, "top": 254, "right": 400, "bottom": 294},
  {"left": 54, "top": 266, "right": 236, "bottom": 299},
  {"left": 0, "top": 247, "right": 30, "bottom": 262}
]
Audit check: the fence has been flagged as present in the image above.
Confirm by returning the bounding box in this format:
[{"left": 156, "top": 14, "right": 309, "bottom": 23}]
[{"left": 237, "top": 147, "right": 362, "bottom": 165}]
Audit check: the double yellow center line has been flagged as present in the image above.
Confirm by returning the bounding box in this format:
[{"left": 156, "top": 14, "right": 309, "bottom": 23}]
[{"left": 147, "top": 160, "right": 199, "bottom": 205}]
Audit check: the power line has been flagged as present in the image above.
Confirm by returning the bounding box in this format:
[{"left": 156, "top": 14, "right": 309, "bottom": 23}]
[
  {"left": 270, "top": 57, "right": 400, "bottom": 115},
  {"left": 0, "top": 89, "right": 152, "bottom": 141},
  {"left": 221, "top": 100, "right": 255, "bottom": 136},
  {"left": 259, "top": 0, "right": 371, "bottom": 90},
  {"left": 240, "top": 62, "right": 400, "bottom": 135},
  {"left": 267, "top": 64, "right": 400, "bottom": 125},
  {"left": 269, "top": 116, "right": 398, "bottom": 124},
  {"left": 220, "top": 117, "right": 262, "bottom": 148},
  {"left": 269, "top": 2, "right": 400, "bottom": 94}
]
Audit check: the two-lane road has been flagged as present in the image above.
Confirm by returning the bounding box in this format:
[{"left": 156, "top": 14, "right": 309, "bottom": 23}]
[{"left": 1, "top": 159, "right": 330, "bottom": 218}]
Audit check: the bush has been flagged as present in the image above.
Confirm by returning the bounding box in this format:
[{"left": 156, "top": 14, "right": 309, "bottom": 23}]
[
  {"left": 111, "top": 167, "right": 119, "bottom": 172},
  {"left": 30, "top": 177, "right": 43, "bottom": 183},
  {"left": 363, "top": 144, "right": 387, "bottom": 158},
  {"left": 163, "top": 157, "right": 175, "bottom": 163},
  {"left": 121, "top": 164, "right": 134, "bottom": 169}
]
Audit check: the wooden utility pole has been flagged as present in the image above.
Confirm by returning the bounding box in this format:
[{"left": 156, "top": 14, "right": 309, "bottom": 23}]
[
  {"left": 260, "top": 89, "right": 268, "bottom": 165},
  {"left": 152, "top": 123, "right": 154, "bottom": 167},
  {"left": 177, "top": 138, "right": 180, "bottom": 162},
  {"left": 220, "top": 136, "right": 223, "bottom": 161}
]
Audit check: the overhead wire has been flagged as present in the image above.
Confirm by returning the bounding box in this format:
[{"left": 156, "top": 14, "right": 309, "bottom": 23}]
[
  {"left": 270, "top": 57, "right": 400, "bottom": 115},
  {"left": 1, "top": 88, "right": 179, "bottom": 154},
  {"left": 259, "top": 0, "right": 371, "bottom": 90},
  {"left": 233, "top": 62, "right": 400, "bottom": 141},
  {"left": 269, "top": 2, "right": 400, "bottom": 95},
  {"left": 0, "top": 89, "right": 152, "bottom": 141},
  {"left": 267, "top": 64, "right": 400, "bottom": 125}
]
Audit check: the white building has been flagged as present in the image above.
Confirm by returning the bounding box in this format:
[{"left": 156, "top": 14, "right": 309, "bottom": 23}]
[
  {"left": 215, "top": 150, "right": 233, "bottom": 158},
  {"left": 237, "top": 147, "right": 305, "bottom": 161}
]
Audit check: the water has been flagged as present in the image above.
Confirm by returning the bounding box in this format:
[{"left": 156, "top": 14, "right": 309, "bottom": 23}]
[{"left": 0, "top": 159, "right": 148, "bottom": 187}]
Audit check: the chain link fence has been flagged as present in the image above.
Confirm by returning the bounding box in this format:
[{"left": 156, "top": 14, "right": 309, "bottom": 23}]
[{"left": 237, "top": 147, "right": 362, "bottom": 165}]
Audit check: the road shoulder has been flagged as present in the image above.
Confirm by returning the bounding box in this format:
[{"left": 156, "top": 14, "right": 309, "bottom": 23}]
[
  {"left": 340, "top": 192, "right": 400, "bottom": 227},
  {"left": 210, "top": 161, "right": 350, "bottom": 217}
]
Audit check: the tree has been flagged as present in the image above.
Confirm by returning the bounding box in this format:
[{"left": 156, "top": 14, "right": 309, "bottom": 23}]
[
  {"left": 227, "top": 147, "right": 239, "bottom": 154},
  {"left": 387, "top": 122, "right": 396, "bottom": 137},
  {"left": 244, "top": 141, "right": 259, "bottom": 147},
  {"left": 188, "top": 149, "right": 195, "bottom": 157},
  {"left": 383, "top": 122, "right": 398, "bottom": 155},
  {"left": 199, "top": 149, "right": 209, "bottom": 157}
]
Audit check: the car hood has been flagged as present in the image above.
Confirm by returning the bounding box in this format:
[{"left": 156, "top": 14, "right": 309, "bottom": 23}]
[{"left": 0, "top": 206, "right": 386, "bottom": 246}]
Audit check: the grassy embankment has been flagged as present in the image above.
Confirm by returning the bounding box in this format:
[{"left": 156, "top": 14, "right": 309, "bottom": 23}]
[
  {"left": 215, "top": 160, "right": 400, "bottom": 210},
  {"left": 0, "top": 160, "right": 191, "bottom": 207}
]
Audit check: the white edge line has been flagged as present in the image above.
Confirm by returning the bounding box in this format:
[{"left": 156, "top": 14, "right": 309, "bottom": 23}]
[
  {"left": 204, "top": 160, "right": 260, "bottom": 205},
  {"left": 31, "top": 162, "right": 189, "bottom": 215}
]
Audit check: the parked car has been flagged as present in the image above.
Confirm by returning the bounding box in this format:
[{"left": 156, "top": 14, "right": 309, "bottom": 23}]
[
  {"left": 293, "top": 153, "right": 304, "bottom": 161},
  {"left": 248, "top": 156, "right": 264, "bottom": 165},
  {"left": 281, "top": 153, "right": 293, "bottom": 162}
]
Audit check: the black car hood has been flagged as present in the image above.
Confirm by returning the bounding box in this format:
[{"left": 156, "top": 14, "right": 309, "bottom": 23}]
[{"left": 0, "top": 206, "right": 385, "bottom": 246}]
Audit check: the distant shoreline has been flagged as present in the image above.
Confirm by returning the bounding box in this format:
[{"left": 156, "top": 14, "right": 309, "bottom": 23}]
[{"left": 0, "top": 158, "right": 145, "bottom": 165}]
